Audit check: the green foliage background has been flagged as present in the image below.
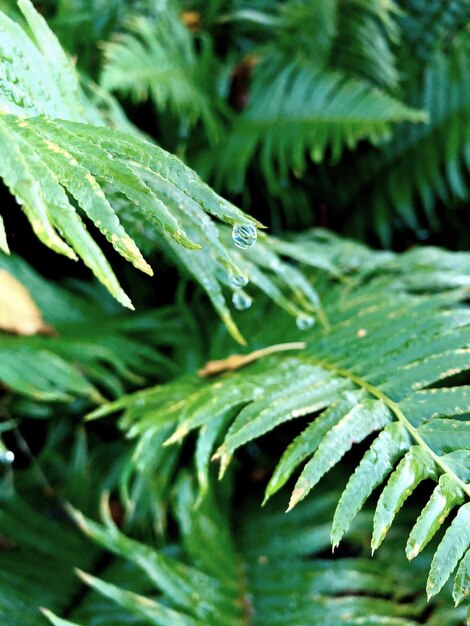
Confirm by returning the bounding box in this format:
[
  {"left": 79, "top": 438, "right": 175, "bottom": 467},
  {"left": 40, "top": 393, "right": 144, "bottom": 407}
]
[{"left": 0, "top": 1, "right": 469, "bottom": 624}]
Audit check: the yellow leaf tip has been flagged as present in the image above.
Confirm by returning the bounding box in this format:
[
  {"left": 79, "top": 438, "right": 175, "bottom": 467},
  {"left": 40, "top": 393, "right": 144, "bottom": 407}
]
[
  {"left": 287, "top": 487, "right": 304, "bottom": 512},
  {"left": 75, "top": 568, "right": 90, "bottom": 583},
  {"left": 163, "top": 427, "right": 187, "bottom": 446},
  {"left": 406, "top": 547, "right": 419, "bottom": 561}
]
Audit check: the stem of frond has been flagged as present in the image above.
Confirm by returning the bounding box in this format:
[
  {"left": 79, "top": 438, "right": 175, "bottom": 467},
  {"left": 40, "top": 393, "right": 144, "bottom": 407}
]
[{"left": 303, "top": 357, "right": 470, "bottom": 499}]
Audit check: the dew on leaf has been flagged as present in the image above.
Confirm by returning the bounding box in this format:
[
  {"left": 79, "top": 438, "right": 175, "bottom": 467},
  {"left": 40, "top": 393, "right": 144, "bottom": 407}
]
[
  {"left": 0, "top": 450, "right": 14, "bottom": 464},
  {"left": 232, "top": 224, "right": 257, "bottom": 249},
  {"left": 229, "top": 273, "right": 249, "bottom": 289},
  {"left": 232, "top": 291, "right": 252, "bottom": 311},
  {"left": 296, "top": 315, "right": 315, "bottom": 330}
]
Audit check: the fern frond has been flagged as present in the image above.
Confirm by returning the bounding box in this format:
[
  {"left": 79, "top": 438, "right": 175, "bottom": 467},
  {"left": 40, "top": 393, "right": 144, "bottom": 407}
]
[
  {"left": 89, "top": 236, "right": 470, "bottom": 600},
  {"left": 42, "top": 476, "right": 462, "bottom": 626},
  {"left": 0, "top": 1, "right": 331, "bottom": 341},
  {"left": 198, "top": 0, "right": 416, "bottom": 190},
  {"left": 101, "top": 11, "right": 218, "bottom": 137},
  {"left": 228, "top": 0, "right": 401, "bottom": 89},
  {"left": 211, "top": 54, "right": 426, "bottom": 191},
  {"left": 331, "top": 0, "right": 401, "bottom": 89},
  {"left": 0, "top": 0, "right": 241, "bottom": 271},
  {"left": 331, "top": 42, "right": 470, "bottom": 244},
  {"left": 0, "top": 0, "right": 85, "bottom": 120}
]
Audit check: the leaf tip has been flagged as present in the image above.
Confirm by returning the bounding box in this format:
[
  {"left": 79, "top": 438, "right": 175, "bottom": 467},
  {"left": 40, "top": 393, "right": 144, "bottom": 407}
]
[
  {"left": 164, "top": 426, "right": 187, "bottom": 446},
  {"left": 406, "top": 545, "right": 419, "bottom": 561},
  {"left": 330, "top": 535, "right": 340, "bottom": 552},
  {"left": 286, "top": 490, "right": 302, "bottom": 512},
  {"left": 140, "top": 261, "right": 154, "bottom": 276},
  {"left": 75, "top": 568, "right": 91, "bottom": 584},
  {"left": 212, "top": 448, "right": 231, "bottom": 478}
]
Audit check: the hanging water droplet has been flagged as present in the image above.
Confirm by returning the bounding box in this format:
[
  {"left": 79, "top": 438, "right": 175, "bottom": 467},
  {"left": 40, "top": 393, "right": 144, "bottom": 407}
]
[
  {"left": 0, "top": 450, "right": 14, "bottom": 464},
  {"left": 229, "top": 273, "right": 249, "bottom": 289},
  {"left": 296, "top": 315, "right": 315, "bottom": 330},
  {"left": 232, "top": 291, "right": 252, "bottom": 311},
  {"left": 232, "top": 224, "right": 257, "bottom": 249}
]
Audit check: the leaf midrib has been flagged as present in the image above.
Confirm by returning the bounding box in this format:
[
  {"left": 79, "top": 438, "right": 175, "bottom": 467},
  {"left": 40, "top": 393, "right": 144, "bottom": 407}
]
[{"left": 302, "top": 355, "right": 470, "bottom": 499}]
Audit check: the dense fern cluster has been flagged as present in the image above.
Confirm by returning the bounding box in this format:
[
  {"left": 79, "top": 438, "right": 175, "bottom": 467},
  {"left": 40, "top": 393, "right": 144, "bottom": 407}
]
[
  {"left": 0, "top": 1, "right": 469, "bottom": 625},
  {"left": 95, "top": 0, "right": 470, "bottom": 244},
  {"left": 88, "top": 236, "right": 470, "bottom": 605}
]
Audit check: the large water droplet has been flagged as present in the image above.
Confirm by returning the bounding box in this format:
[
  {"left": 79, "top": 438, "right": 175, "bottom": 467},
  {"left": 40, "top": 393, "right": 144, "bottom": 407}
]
[
  {"left": 0, "top": 450, "right": 14, "bottom": 464},
  {"left": 232, "top": 224, "right": 257, "bottom": 249},
  {"left": 232, "top": 291, "right": 252, "bottom": 311},
  {"left": 229, "top": 273, "right": 249, "bottom": 289},
  {"left": 296, "top": 315, "right": 315, "bottom": 330}
]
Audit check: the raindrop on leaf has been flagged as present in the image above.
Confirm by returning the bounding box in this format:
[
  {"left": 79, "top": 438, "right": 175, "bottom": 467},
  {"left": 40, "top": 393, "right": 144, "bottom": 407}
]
[
  {"left": 0, "top": 450, "right": 14, "bottom": 464},
  {"left": 296, "top": 315, "right": 315, "bottom": 330},
  {"left": 232, "top": 291, "right": 252, "bottom": 311},
  {"left": 229, "top": 273, "right": 249, "bottom": 289},
  {"left": 232, "top": 224, "right": 257, "bottom": 249}
]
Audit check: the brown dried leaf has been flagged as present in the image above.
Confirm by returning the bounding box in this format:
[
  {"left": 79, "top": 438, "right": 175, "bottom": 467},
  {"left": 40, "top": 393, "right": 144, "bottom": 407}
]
[
  {"left": 0, "top": 269, "right": 54, "bottom": 335},
  {"left": 198, "top": 342, "right": 306, "bottom": 377},
  {"left": 0, "top": 535, "right": 16, "bottom": 551},
  {"left": 181, "top": 10, "right": 202, "bottom": 32}
]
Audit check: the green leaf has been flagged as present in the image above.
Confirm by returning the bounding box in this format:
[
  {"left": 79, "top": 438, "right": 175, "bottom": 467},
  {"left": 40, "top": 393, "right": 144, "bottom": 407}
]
[
  {"left": 0, "top": 119, "right": 77, "bottom": 260},
  {"left": 0, "top": 499, "right": 98, "bottom": 626},
  {"left": 3, "top": 2, "right": 331, "bottom": 336},
  {"left": 101, "top": 11, "right": 217, "bottom": 138},
  {"left": 68, "top": 502, "right": 218, "bottom": 613},
  {"left": 195, "top": 411, "right": 234, "bottom": 500},
  {"left": 0, "top": 253, "right": 183, "bottom": 403},
  {"left": 420, "top": 419, "right": 470, "bottom": 455},
  {"left": 87, "top": 237, "right": 470, "bottom": 600},
  {"left": 453, "top": 547, "right": 470, "bottom": 605},
  {"left": 213, "top": 55, "right": 426, "bottom": 190},
  {"left": 334, "top": 45, "right": 470, "bottom": 244},
  {"left": 41, "top": 609, "right": 81, "bottom": 626},
  {"left": 332, "top": 422, "right": 411, "bottom": 548},
  {"left": 372, "top": 447, "right": 438, "bottom": 553},
  {"left": 0, "top": 345, "right": 101, "bottom": 402},
  {"left": 51, "top": 476, "right": 445, "bottom": 625},
  {"left": 17, "top": 0, "right": 84, "bottom": 119},
  {"left": 400, "top": 387, "right": 470, "bottom": 424},
  {"left": 383, "top": 350, "right": 470, "bottom": 399},
  {"left": 289, "top": 398, "right": 392, "bottom": 510},
  {"left": 76, "top": 569, "right": 198, "bottom": 626},
  {"left": 427, "top": 503, "right": 470, "bottom": 599},
  {"left": 265, "top": 391, "right": 363, "bottom": 500},
  {"left": 217, "top": 362, "right": 352, "bottom": 462},
  {"left": 406, "top": 475, "right": 464, "bottom": 560}
]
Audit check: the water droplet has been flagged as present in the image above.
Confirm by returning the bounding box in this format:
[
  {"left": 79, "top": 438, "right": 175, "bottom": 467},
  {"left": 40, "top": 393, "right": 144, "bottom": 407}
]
[
  {"left": 296, "top": 315, "right": 315, "bottom": 331},
  {"left": 0, "top": 450, "right": 14, "bottom": 464},
  {"left": 232, "top": 224, "right": 257, "bottom": 249},
  {"left": 229, "top": 273, "right": 249, "bottom": 289},
  {"left": 232, "top": 291, "right": 252, "bottom": 311}
]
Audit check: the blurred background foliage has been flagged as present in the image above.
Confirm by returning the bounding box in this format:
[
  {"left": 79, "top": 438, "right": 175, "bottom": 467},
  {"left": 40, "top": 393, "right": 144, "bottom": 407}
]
[{"left": 2, "top": 0, "right": 468, "bottom": 250}]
